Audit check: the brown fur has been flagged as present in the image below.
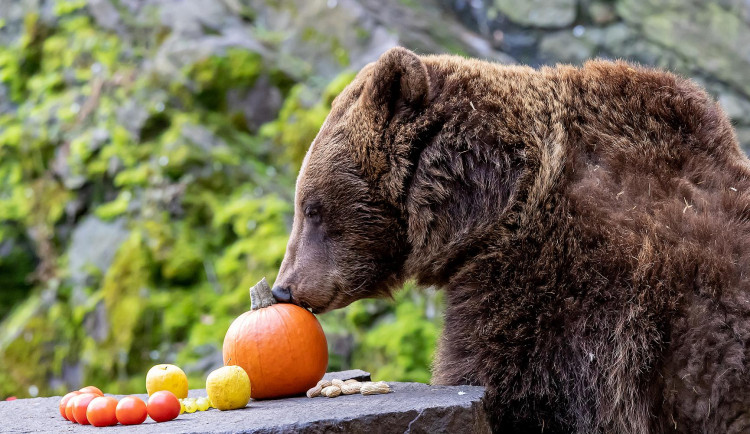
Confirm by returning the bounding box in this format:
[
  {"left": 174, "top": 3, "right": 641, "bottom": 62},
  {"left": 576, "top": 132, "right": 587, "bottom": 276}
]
[{"left": 274, "top": 47, "right": 750, "bottom": 433}]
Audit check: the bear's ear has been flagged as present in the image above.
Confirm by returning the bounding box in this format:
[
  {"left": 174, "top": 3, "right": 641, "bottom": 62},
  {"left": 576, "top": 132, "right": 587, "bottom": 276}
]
[
  {"left": 362, "top": 47, "right": 429, "bottom": 120},
  {"left": 348, "top": 47, "right": 429, "bottom": 208}
]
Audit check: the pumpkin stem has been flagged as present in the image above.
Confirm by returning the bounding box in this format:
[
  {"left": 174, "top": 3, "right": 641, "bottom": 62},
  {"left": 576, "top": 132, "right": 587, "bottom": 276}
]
[{"left": 250, "top": 277, "right": 276, "bottom": 310}]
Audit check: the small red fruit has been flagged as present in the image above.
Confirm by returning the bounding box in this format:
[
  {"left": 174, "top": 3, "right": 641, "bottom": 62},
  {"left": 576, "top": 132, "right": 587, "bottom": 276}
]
[
  {"left": 5, "top": 396, "right": 16, "bottom": 401},
  {"left": 65, "top": 396, "right": 78, "bottom": 423},
  {"left": 59, "top": 391, "right": 81, "bottom": 420},
  {"left": 79, "top": 386, "right": 104, "bottom": 396},
  {"left": 72, "top": 393, "right": 98, "bottom": 425},
  {"left": 87, "top": 396, "right": 119, "bottom": 427},
  {"left": 116, "top": 396, "right": 147, "bottom": 425},
  {"left": 147, "top": 390, "right": 180, "bottom": 422}
]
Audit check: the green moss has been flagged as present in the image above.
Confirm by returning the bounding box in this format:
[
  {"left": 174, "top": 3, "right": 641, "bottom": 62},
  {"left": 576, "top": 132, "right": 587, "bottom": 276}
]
[
  {"left": 184, "top": 49, "right": 263, "bottom": 111},
  {"left": 261, "top": 71, "right": 356, "bottom": 169},
  {"left": 95, "top": 191, "right": 131, "bottom": 220},
  {"left": 0, "top": 238, "right": 35, "bottom": 319},
  {"left": 300, "top": 26, "right": 350, "bottom": 67},
  {"left": 397, "top": 0, "right": 420, "bottom": 9},
  {"left": 101, "top": 233, "right": 150, "bottom": 350},
  {"left": 346, "top": 283, "right": 442, "bottom": 383},
  {"left": 0, "top": 294, "right": 76, "bottom": 398},
  {"left": 0, "top": 2, "right": 442, "bottom": 398}
]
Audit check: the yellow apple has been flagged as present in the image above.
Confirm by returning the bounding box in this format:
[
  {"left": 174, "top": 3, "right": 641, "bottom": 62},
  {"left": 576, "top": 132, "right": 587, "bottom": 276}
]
[{"left": 146, "top": 364, "right": 188, "bottom": 399}]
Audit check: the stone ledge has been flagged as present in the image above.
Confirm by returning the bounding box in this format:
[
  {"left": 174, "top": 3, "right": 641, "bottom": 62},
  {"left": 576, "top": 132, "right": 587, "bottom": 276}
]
[{"left": 0, "top": 371, "right": 488, "bottom": 433}]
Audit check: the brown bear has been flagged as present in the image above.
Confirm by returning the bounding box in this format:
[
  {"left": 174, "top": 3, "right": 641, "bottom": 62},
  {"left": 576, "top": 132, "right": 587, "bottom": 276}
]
[{"left": 272, "top": 46, "right": 750, "bottom": 433}]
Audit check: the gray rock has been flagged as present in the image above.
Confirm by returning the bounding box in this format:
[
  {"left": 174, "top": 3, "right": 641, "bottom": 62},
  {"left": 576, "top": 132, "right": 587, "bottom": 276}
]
[
  {"left": 348, "top": 24, "right": 399, "bottom": 72},
  {"left": 499, "top": 31, "right": 538, "bottom": 53},
  {"left": 323, "top": 369, "right": 372, "bottom": 382},
  {"left": 0, "top": 239, "right": 12, "bottom": 259},
  {"left": 83, "top": 300, "right": 109, "bottom": 343},
  {"left": 718, "top": 92, "right": 750, "bottom": 124},
  {"left": 0, "top": 372, "right": 489, "bottom": 433},
  {"left": 327, "top": 332, "right": 356, "bottom": 363},
  {"left": 153, "top": 31, "right": 267, "bottom": 80},
  {"left": 494, "top": 0, "right": 577, "bottom": 28},
  {"left": 159, "top": 0, "right": 233, "bottom": 36},
  {"left": 147, "top": 0, "right": 515, "bottom": 85},
  {"left": 227, "top": 75, "right": 284, "bottom": 132},
  {"left": 617, "top": 0, "right": 750, "bottom": 97},
  {"left": 717, "top": 0, "right": 750, "bottom": 26},
  {"left": 588, "top": 1, "right": 617, "bottom": 25},
  {"left": 737, "top": 126, "right": 750, "bottom": 153},
  {"left": 357, "top": 0, "right": 515, "bottom": 65},
  {"left": 458, "top": 30, "right": 518, "bottom": 64},
  {"left": 244, "top": 0, "right": 398, "bottom": 78},
  {"left": 60, "top": 361, "right": 83, "bottom": 391},
  {"left": 539, "top": 30, "right": 595, "bottom": 64},
  {"left": 181, "top": 123, "right": 226, "bottom": 153},
  {"left": 67, "top": 216, "right": 129, "bottom": 289},
  {"left": 183, "top": 345, "right": 224, "bottom": 375},
  {"left": 608, "top": 36, "right": 686, "bottom": 72},
  {"left": 152, "top": 0, "right": 269, "bottom": 78},
  {"left": 51, "top": 142, "right": 86, "bottom": 190},
  {"left": 88, "top": 0, "right": 122, "bottom": 31},
  {"left": 600, "top": 23, "right": 636, "bottom": 49},
  {"left": 0, "top": 0, "right": 55, "bottom": 46},
  {"left": 0, "top": 83, "right": 14, "bottom": 115},
  {"left": 117, "top": 98, "right": 151, "bottom": 138}
]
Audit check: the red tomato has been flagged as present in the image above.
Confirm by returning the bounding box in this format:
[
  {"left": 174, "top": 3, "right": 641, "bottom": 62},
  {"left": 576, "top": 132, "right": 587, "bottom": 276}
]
[
  {"left": 5, "top": 397, "right": 16, "bottom": 401},
  {"left": 65, "top": 396, "right": 78, "bottom": 423},
  {"left": 79, "top": 386, "right": 104, "bottom": 396},
  {"left": 72, "top": 393, "right": 98, "bottom": 425},
  {"left": 59, "top": 391, "right": 81, "bottom": 420},
  {"left": 116, "top": 396, "right": 147, "bottom": 425},
  {"left": 147, "top": 390, "right": 180, "bottom": 422},
  {"left": 86, "top": 396, "right": 119, "bottom": 427}
]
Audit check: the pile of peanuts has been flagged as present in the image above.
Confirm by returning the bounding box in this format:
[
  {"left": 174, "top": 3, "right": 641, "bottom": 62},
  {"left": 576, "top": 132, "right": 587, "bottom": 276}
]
[{"left": 306, "top": 379, "right": 391, "bottom": 398}]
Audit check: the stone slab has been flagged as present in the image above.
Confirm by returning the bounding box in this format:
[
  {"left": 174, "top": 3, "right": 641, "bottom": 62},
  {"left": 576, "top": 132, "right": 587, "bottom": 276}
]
[{"left": 0, "top": 371, "right": 488, "bottom": 433}]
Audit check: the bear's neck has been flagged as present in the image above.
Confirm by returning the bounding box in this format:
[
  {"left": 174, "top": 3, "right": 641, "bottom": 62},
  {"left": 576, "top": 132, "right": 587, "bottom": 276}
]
[{"left": 401, "top": 61, "right": 568, "bottom": 288}]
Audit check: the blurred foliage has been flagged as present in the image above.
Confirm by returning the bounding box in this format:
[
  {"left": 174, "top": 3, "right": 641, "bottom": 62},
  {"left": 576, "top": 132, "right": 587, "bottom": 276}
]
[
  {"left": 261, "top": 72, "right": 356, "bottom": 171},
  {"left": 0, "top": 1, "right": 441, "bottom": 398}
]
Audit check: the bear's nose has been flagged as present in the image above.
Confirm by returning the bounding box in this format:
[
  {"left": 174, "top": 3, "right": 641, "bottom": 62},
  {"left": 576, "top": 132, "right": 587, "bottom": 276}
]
[{"left": 271, "top": 286, "right": 293, "bottom": 303}]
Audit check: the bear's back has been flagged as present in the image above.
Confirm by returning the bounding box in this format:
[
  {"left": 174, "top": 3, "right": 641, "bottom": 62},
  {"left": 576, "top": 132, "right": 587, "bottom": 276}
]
[
  {"left": 548, "top": 61, "right": 750, "bottom": 305},
  {"left": 421, "top": 54, "right": 750, "bottom": 299}
]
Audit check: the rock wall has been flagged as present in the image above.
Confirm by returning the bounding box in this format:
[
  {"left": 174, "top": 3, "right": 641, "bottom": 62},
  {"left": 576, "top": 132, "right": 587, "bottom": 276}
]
[
  {"left": 446, "top": 0, "right": 750, "bottom": 150},
  {"left": 0, "top": 0, "right": 747, "bottom": 398},
  {"left": 0, "top": 0, "right": 458, "bottom": 398}
]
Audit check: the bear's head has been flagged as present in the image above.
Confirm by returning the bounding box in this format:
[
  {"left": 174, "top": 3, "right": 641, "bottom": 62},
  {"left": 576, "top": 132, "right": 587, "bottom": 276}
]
[{"left": 272, "top": 47, "right": 431, "bottom": 313}]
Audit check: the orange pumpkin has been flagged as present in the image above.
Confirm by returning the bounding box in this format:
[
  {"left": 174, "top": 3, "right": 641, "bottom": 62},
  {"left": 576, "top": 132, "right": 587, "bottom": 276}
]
[{"left": 222, "top": 278, "right": 328, "bottom": 399}]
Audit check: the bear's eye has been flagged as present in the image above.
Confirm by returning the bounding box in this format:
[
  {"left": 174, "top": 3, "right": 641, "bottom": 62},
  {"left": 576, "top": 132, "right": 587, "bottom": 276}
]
[{"left": 304, "top": 204, "right": 321, "bottom": 224}]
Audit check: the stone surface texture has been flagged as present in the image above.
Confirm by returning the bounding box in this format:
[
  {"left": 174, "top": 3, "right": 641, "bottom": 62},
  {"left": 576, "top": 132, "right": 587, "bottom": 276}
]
[
  {"left": 0, "top": 371, "right": 488, "bottom": 434},
  {"left": 494, "top": 0, "right": 577, "bottom": 28},
  {"left": 451, "top": 0, "right": 750, "bottom": 152}
]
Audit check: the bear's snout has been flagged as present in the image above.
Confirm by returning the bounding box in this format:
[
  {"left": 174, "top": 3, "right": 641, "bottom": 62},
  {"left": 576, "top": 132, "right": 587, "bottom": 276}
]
[{"left": 271, "top": 285, "right": 293, "bottom": 303}]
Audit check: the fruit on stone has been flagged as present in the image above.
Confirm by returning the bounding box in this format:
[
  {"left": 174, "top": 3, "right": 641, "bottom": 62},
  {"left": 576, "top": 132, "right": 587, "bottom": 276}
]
[
  {"left": 87, "top": 396, "right": 118, "bottom": 427},
  {"left": 65, "top": 395, "right": 79, "bottom": 422},
  {"left": 79, "top": 386, "right": 104, "bottom": 396},
  {"left": 72, "top": 392, "right": 99, "bottom": 425},
  {"left": 184, "top": 398, "right": 198, "bottom": 413},
  {"left": 147, "top": 390, "right": 180, "bottom": 422},
  {"left": 59, "top": 391, "right": 81, "bottom": 420},
  {"left": 205, "top": 365, "right": 252, "bottom": 410},
  {"left": 223, "top": 278, "right": 327, "bottom": 399},
  {"left": 146, "top": 364, "right": 188, "bottom": 399},
  {"left": 196, "top": 397, "right": 210, "bottom": 411},
  {"left": 116, "top": 396, "right": 148, "bottom": 425}
]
